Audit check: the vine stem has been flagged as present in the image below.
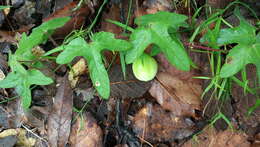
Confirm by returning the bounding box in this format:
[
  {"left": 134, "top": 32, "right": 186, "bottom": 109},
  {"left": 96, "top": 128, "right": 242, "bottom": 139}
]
[{"left": 183, "top": 42, "right": 228, "bottom": 53}]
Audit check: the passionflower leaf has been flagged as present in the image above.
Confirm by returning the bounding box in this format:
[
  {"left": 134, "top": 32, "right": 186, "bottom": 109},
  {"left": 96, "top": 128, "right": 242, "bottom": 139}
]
[
  {"left": 57, "top": 32, "right": 132, "bottom": 99},
  {"left": 126, "top": 11, "right": 191, "bottom": 71}
]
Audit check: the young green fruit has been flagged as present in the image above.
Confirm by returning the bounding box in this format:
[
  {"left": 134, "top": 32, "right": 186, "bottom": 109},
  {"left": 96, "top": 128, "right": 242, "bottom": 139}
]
[{"left": 132, "top": 53, "right": 158, "bottom": 81}]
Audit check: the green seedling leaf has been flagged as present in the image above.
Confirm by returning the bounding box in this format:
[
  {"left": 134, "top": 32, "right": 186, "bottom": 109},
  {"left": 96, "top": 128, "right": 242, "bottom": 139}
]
[
  {"left": 125, "top": 28, "right": 152, "bottom": 64},
  {"left": 217, "top": 20, "right": 255, "bottom": 45},
  {"left": 0, "top": 17, "right": 69, "bottom": 109},
  {"left": 125, "top": 11, "right": 191, "bottom": 71},
  {"left": 57, "top": 32, "right": 131, "bottom": 99},
  {"left": 247, "top": 99, "right": 260, "bottom": 116},
  {"left": 217, "top": 9, "right": 260, "bottom": 83},
  {"left": 0, "top": 5, "right": 11, "bottom": 10},
  {"left": 135, "top": 11, "right": 188, "bottom": 29},
  {"left": 27, "top": 69, "right": 53, "bottom": 85},
  {"left": 200, "top": 18, "right": 222, "bottom": 49},
  {"left": 0, "top": 69, "right": 53, "bottom": 108},
  {"left": 150, "top": 45, "right": 162, "bottom": 56},
  {"left": 220, "top": 44, "right": 260, "bottom": 80},
  {"left": 217, "top": 8, "right": 256, "bottom": 45},
  {"left": 16, "top": 17, "right": 70, "bottom": 60},
  {"left": 0, "top": 72, "right": 20, "bottom": 88}
]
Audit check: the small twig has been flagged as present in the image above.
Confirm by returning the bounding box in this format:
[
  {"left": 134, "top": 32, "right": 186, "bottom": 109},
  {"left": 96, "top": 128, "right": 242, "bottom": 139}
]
[
  {"left": 138, "top": 136, "right": 153, "bottom": 147},
  {"left": 110, "top": 80, "right": 138, "bottom": 85},
  {"left": 49, "top": 36, "right": 59, "bottom": 47},
  {"left": 183, "top": 42, "right": 228, "bottom": 53},
  {"left": 21, "top": 124, "right": 48, "bottom": 143}
]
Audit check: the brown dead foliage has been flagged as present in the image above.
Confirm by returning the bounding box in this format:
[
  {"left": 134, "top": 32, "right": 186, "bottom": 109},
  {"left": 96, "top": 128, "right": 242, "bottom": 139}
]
[
  {"left": 149, "top": 72, "right": 202, "bottom": 117},
  {"left": 132, "top": 103, "right": 196, "bottom": 143},
  {"left": 47, "top": 75, "right": 73, "bottom": 147},
  {"left": 69, "top": 112, "right": 103, "bottom": 147},
  {"left": 183, "top": 126, "right": 250, "bottom": 147},
  {"left": 43, "top": 1, "right": 93, "bottom": 38}
]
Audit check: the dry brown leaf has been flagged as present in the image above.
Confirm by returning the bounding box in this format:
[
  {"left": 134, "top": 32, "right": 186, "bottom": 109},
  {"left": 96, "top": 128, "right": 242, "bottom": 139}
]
[
  {"left": 183, "top": 126, "right": 250, "bottom": 147},
  {"left": 0, "top": 69, "right": 5, "bottom": 80},
  {"left": 69, "top": 112, "right": 103, "bottom": 147},
  {"left": 43, "top": 1, "right": 93, "bottom": 38},
  {"left": 47, "top": 75, "right": 73, "bottom": 147},
  {"left": 68, "top": 58, "right": 87, "bottom": 88},
  {"left": 149, "top": 72, "right": 202, "bottom": 117},
  {"left": 143, "top": 0, "right": 173, "bottom": 14},
  {"left": 109, "top": 65, "right": 151, "bottom": 99},
  {"left": 232, "top": 65, "right": 260, "bottom": 135},
  {"left": 132, "top": 104, "right": 196, "bottom": 143},
  {"left": 0, "top": 128, "right": 36, "bottom": 147}
]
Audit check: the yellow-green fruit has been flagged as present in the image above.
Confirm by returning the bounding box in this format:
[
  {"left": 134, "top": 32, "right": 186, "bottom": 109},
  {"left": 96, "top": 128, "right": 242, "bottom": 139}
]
[{"left": 132, "top": 53, "right": 158, "bottom": 81}]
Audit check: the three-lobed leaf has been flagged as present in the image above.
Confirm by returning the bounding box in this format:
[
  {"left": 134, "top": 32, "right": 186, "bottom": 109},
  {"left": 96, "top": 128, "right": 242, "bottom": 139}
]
[
  {"left": 217, "top": 8, "right": 256, "bottom": 45},
  {"left": 0, "top": 69, "right": 53, "bottom": 108},
  {"left": 0, "top": 17, "right": 70, "bottom": 108},
  {"left": 220, "top": 44, "right": 260, "bottom": 76},
  {"left": 135, "top": 11, "right": 188, "bottom": 29},
  {"left": 216, "top": 9, "right": 260, "bottom": 83},
  {"left": 217, "top": 20, "right": 256, "bottom": 45},
  {"left": 16, "top": 17, "right": 70, "bottom": 61},
  {"left": 125, "top": 28, "right": 152, "bottom": 64},
  {"left": 57, "top": 32, "right": 131, "bottom": 99},
  {"left": 125, "top": 11, "right": 191, "bottom": 71}
]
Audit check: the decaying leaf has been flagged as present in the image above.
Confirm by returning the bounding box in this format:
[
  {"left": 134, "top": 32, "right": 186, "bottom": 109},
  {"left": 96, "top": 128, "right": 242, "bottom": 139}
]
[
  {"left": 68, "top": 58, "right": 87, "bottom": 88},
  {"left": 109, "top": 65, "right": 151, "bottom": 99},
  {"left": 47, "top": 75, "right": 73, "bottom": 147},
  {"left": 149, "top": 72, "right": 202, "bottom": 117},
  {"left": 0, "top": 128, "right": 36, "bottom": 147},
  {"left": 183, "top": 126, "right": 250, "bottom": 147},
  {"left": 69, "top": 112, "right": 103, "bottom": 147},
  {"left": 43, "top": 1, "right": 93, "bottom": 38},
  {"left": 132, "top": 103, "right": 196, "bottom": 142},
  {"left": 143, "top": 0, "right": 173, "bottom": 14},
  {"left": 0, "top": 69, "right": 4, "bottom": 80}
]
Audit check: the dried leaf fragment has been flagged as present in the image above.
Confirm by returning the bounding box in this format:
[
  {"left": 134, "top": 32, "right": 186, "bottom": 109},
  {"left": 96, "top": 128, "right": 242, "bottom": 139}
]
[
  {"left": 68, "top": 58, "right": 87, "bottom": 88},
  {"left": 149, "top": 72, "right": 202, "bottom": 117},
  {"left": 183, "top": 127, "right": 250, "bottom": 147},
  {"left": 132, "top": 104, "right": 195, "bottom": 142},
  {"left": 47, "top": 75, "right": 73, "bottom": 147},
  {"left": 69, "top": 112, "right": 103, "bottom": 147},
  {"left": 0, "top": 128, "right": 36, "bottom": 147}
]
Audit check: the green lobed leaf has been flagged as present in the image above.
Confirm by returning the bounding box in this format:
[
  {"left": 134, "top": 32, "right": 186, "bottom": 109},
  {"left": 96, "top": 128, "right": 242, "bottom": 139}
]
[
  {"left": 125, "top": 11, "right": 191, "bottom": 71},
  {"left": 91, "top": 32, "right": 132, "bottom": 51},
  {"left": 200, "top": 18, "right": 222, "bottom": 48},
  {"left": 16, "top": 17, "right": 70, "bottom": 59},
  {"left": 125, "top": 28, "right": 152, "bottom": 64},
  {"left": 150, "top": 45, "right": 162, "bottom": 56},
  {"left": 0, "top": 72, "right": 20, "bottom": 88},
  {"left": 135, "top": 11, "right": 188, "bottom": 30},
  {"left": 2, "top": 17, "right": 69, "bottom": 109},
  {"left": 220, "top": 43, "right": 260, "bottom": 81},
  {"left": 0, "top": 69, "right": 53, "bottom": 108},
  {"left": 87, "top": 52, "right": 110, "bottom": 98},
  {"left": 27, "top": 69, "right": 53, "bottom": 85},
  {"left": 0, "top": 5, "right": 11, "bottom": 10},
  {"left": 56, "top": 37, "right": 88, "bottom": 64},
  {"left": 217, "top": 10, "right": 256, "bottom": 45},
  {"left": 256, "top": 32, "right": 260, "bottom": 43},
  {"left": 57, "top": 32, "right": 132, "bottom": 99},
  {"left": 218, "top": 9, "right": 260, "bottom": 83},
  {"left": 16, "top": 83, "right": 31, "bottom": 109},
  {"left": 8, "top": 54, "right": 27, "bottom": 75},
  {"left": 151, "top": 23, "right": 190, "bottom": 71}
]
